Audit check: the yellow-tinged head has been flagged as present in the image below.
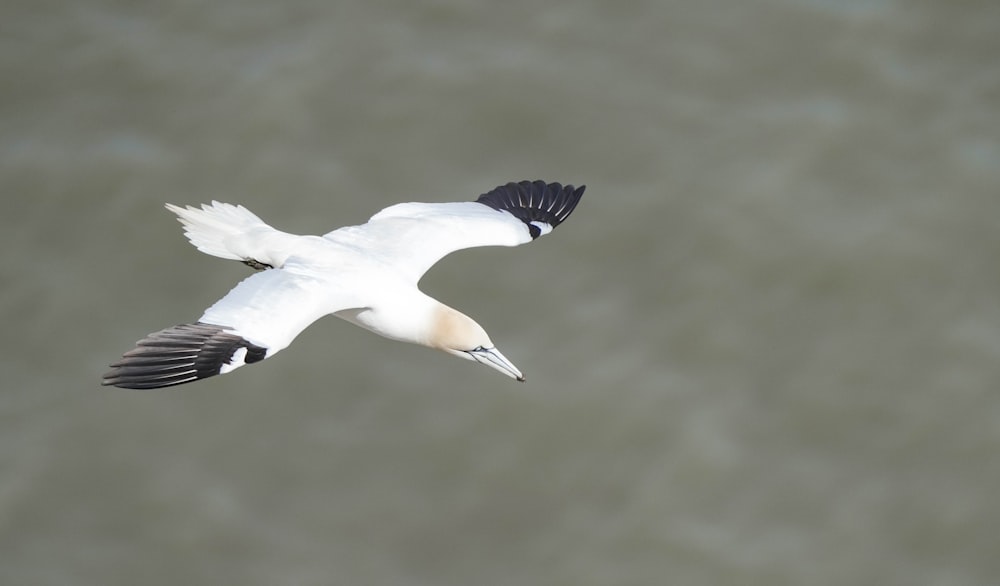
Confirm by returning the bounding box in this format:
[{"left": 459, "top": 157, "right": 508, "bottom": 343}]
[{"left": 429, "top": 305, "right": 525, "bottom": 381}]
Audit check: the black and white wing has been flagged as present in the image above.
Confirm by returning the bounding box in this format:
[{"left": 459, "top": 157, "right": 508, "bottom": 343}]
[
  {"left": 103, "top": 265, "right": 358, "bottom": 389},
  {"left": 324, "top": 180, "right": 585, "bottom": 284}
]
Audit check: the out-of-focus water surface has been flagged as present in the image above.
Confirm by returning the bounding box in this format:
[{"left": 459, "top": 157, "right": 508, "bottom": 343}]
[{"left": 3, "top": 1, "right": 999, "bottom": 584}]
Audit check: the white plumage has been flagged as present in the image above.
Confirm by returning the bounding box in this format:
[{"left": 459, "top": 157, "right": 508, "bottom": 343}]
[{"left": 103, "top": 180, "right": 584, "bottom": 389}]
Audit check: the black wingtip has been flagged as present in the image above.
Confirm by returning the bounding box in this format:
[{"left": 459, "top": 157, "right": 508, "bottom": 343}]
[
  {"left": 476, "top": 180, "right": 585, "bottom": 239},
  {"left": 102, "top": 322, "right": 266, "bottom": 389}
]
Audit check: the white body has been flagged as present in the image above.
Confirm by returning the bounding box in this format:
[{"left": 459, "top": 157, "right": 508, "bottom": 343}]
[
  {"left": 178, "top": 202, "right": 529, "bottom": 357},
  {"left": 104, "top": 181, "right": 584, "bottom": 388}
]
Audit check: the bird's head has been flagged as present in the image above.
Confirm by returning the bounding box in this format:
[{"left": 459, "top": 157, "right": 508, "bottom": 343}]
[{"left": 429, "top": 305, "right": 525, "bottom": 382}]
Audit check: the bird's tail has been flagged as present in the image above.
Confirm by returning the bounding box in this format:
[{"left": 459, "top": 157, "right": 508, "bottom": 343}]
[
  {"left": 165, "top": 201, "right": 293, "bottom": 268},
  {"left": 166, "top": 201, "right": 266, "bottom": 261}
]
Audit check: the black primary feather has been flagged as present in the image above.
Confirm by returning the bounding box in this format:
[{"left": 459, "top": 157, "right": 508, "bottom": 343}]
[
  {"left": 476, "top": 180, "right": 585, "bottom": 239},
  {"left": 102, "top": 322, "right": 266, "bottom": 389}
]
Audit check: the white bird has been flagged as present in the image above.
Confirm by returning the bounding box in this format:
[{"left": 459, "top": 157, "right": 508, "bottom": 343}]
[{"left": 103, "top": 180, "right": 585, "bottom": 389}]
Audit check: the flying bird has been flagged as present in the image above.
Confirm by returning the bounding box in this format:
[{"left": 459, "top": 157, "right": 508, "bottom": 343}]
[{"left": 103, "top": 180, "right": 584, "bottom": 389}]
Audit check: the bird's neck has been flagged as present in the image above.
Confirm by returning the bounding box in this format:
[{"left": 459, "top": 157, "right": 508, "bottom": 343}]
[{"left": 334, "top": 291, "right": 458, "bottom": 348}]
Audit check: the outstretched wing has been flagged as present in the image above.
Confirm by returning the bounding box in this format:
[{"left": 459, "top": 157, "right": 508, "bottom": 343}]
[
  {"left": 103, "top": 264, "right": 361, "bottom": 389},
  {"left": 323, "top": 180, "right": 585, "bottom": 284}
]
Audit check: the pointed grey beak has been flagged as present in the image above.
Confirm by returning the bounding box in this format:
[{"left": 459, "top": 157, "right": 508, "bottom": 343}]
[{"left": 466, "top": 346, "right": 525, "bottom": 382}]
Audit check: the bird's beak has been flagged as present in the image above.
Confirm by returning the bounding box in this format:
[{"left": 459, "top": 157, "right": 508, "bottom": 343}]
[{"left": 466, "top": 346, "right": 525, "bottom": 382}]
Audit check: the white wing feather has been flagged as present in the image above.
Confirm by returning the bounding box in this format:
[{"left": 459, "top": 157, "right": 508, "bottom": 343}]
[
  {"left": 324, "top": 202, "right": 530, "bottom": 283},
  {"left": 199, "top": 262, "right": 363, "bottom": 354}
]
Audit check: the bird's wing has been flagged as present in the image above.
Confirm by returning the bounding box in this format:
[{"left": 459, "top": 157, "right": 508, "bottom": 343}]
[
  {"left": 324, "top": 180, "right": 585, "bottom": 284},
  {"left": 102, "top": 263, "right": 362, "bottom": 389}
]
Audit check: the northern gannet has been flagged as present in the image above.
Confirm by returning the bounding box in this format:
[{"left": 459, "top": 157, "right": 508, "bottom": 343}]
[{"left": 102, "top": 180, "right": 584, "bottom": 389}]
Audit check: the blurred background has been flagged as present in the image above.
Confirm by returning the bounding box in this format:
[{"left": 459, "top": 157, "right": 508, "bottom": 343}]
[{"left": 2, "top": 1, "right": 999, "bottom": 584}]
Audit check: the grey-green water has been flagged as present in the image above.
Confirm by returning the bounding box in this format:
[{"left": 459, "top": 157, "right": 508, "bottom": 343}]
[{"left": 3, "top": 1, "right": 999, "bottom": 584}]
